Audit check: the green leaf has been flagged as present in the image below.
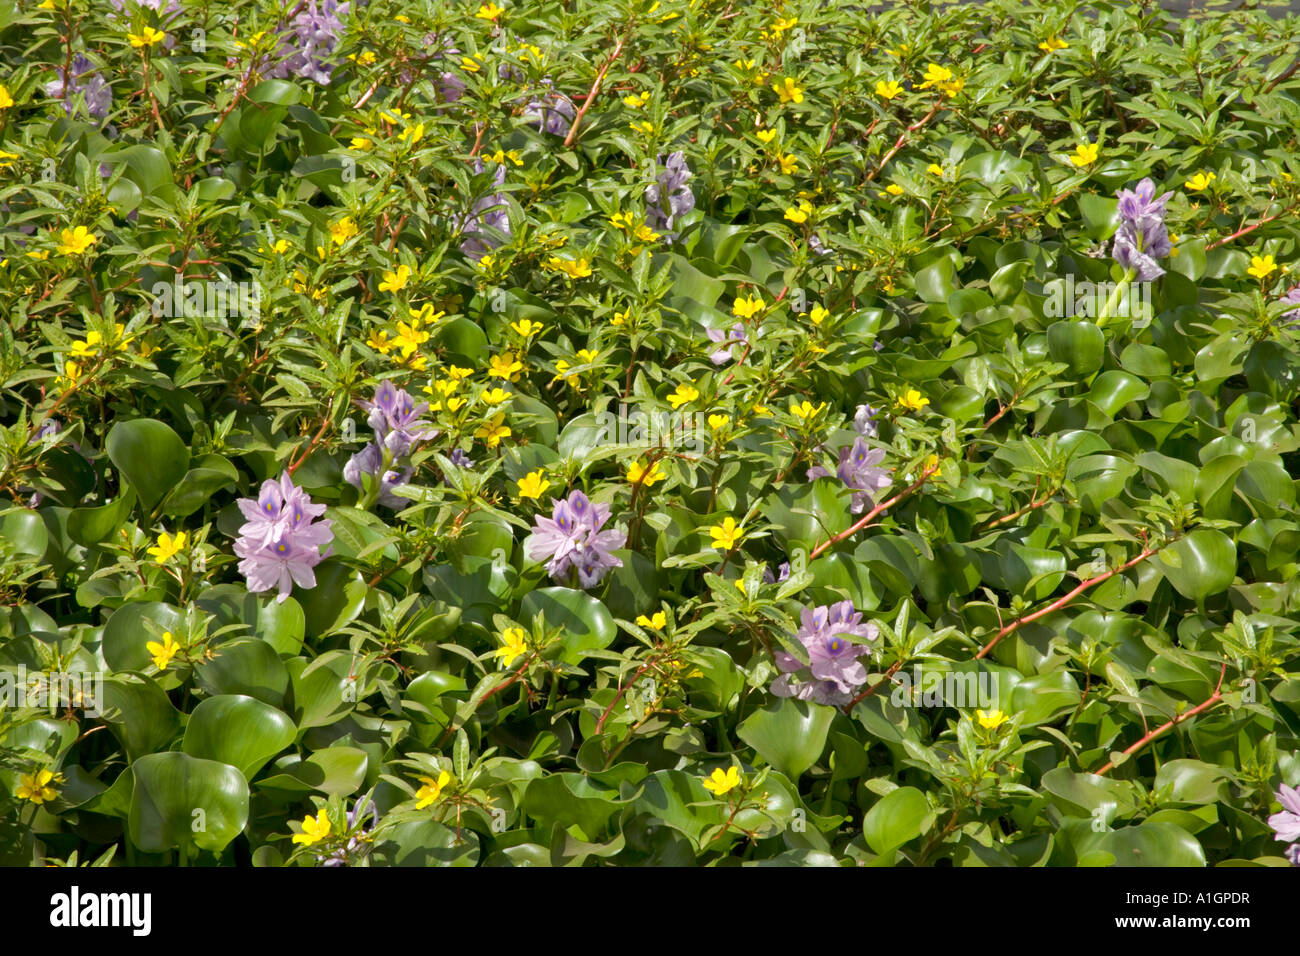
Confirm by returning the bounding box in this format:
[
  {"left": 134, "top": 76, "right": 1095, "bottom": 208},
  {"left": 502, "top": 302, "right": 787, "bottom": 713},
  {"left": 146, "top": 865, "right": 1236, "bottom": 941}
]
[
  {"left": 863, "top": 787, "right": 931, "bottom": 854},
  {"left": 128, "top": 752, "right": 249, "bottom": 855},
  {"left": 182, "top": 695, "right": 296, "bottom": 780},
  {"left": 519, "top": 587, "right": 616, "bottom": 665},
  {"left": 736, "top": 697, "right": 834, "bottom": 780},
  {"left": 105, "top": 419, "right": 191, "bottom": 513}
]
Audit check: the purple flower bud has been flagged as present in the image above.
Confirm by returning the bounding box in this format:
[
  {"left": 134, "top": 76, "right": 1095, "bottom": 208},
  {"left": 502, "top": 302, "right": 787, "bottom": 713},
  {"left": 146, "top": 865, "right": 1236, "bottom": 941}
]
[
  {"left": 645, "top": 151, "right": 695, "bottom": 239},
  {"left": 45, "top": 55, "right": 112, "bottom": 123},
  {"left": 1112, "top": 177, "right": 1173, "bottom": 281}
]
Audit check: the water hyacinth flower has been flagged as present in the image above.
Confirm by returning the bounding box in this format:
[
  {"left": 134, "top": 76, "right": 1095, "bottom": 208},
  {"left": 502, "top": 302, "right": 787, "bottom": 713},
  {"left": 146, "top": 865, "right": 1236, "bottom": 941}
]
[
  {"left": 44, "top": 55, "right": 112, "bottom": 122},
  {"left": 644, "top": 151, "right": 695, "bottom": 238},
  {"left": 771, "top": 601, "right": 879, "bottom": 706},
  {"left": 706, "top": 323, "right": 748, "bottom": 364},
  {"left": 458, "top": 161, "right": 511, "bottom": 261},
  {"left": 233, "top": 473, "right": 333, "bottom": 602},
  {"left": 1112, "top": 178, "right": 1174, "bottom": 281},
  {"left": 524, "top": 83, "right": 576, "bottom": 136},
  {"left": 525, "top": 490, "right": 625, "bottom": 588},
  {"left": 346, "top": 380, "right": 435, "bottom": 505},
  {"left": 1268, "top": 784, "right": 1300, "bottom": 864},
  {"left": 853, "top": 403, "right": 880, "bottom": 439},
  {"left": 1279, "top": 285, "right": 1300, "bottom": 322},
  {"left": 808, "top": 436, "right": 891, "bottom": 513},
  {"left": 270, "top": 0, "right": 351, "bottom": 86}
]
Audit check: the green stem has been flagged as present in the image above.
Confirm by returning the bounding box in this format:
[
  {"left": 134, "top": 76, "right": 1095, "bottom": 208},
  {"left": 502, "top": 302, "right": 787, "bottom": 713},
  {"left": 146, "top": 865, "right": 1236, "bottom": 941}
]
[{"left": 1096, "top": 268, "right": 1137, "bottom": 328}]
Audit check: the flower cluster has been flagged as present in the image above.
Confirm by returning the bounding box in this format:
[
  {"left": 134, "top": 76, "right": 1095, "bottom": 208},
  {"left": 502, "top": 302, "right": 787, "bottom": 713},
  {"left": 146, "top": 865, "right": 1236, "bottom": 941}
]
[
  {"left": 524, "top": 83, "right": 576, "bottom": 136},
  {"left": 457, "top": 161, "right": 510, "bottom": 262},
  {"left": 644, "top": 151, "right": 695, "bottom": 238},
  {"left": 807, "top": 436, "right": 891, "bottom": 513},
  {"left": 772, "top": 602, "right": 879, "bottom": 706},
  {"left": 270, "top": 0, "right": 350, "bottom": 86},
  {"left": 525, "top": 490, "right": 626, "bottom": 588},
  {"left": 706, "top": 323, "right": 748, "bottom": 364},
  {"left": 1268, "top": 784, "right": 1300, "bottom": 865},
  {"left": 233, "top": 473, "right": 333, "bottom": 602},
  {"left": 344, "top": 380, "right": 436, "bottom": 507},
  {"left": 1113, "top": 178, "right": 1174, "bottom": 281},
  {"left": 44, "top": 54, "right": 112, "bottom": 122}
]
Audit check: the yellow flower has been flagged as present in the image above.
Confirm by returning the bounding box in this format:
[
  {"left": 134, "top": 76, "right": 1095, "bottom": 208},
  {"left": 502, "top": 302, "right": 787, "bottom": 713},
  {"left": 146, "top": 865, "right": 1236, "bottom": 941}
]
[
  {"left": 16, "top": 769, "right": 60, "bottom": 804},
  {"left": 489, "top": 353, "right": 523, "bottom": 381},
  {"left": 1247, "top": 255, "right": 1278, "bottom": 279},
  {"left": 378, "top": 264, "right": 411, "bottom": 292},
  {"left": 667, "top": 383, "right": 699, "bottom": 409},
  {"left": 707, "top": 414, "right": 731, "bottom": 432},
  {"left": 475, "top": 412, "right": 511, "bottom": 448},
  {"left": 734, "top": 578, "right": 747, "bottom": 596},
  {"left": 447, "top": 365, "right": 474, "bottom": 381},
  {"left": 896, "top": 387, "right": 930, "bottom": 412},
  {"left": 709, "top": 516, "right": 745, "bottom": 551},
  {"left": 487, "top": 148, "right": 523, "bottom": 167},
  {"left": 777, "top": 153, "right": 799, "bottom": 175},
  {"left": 546, "top": 256, "right": 592, "bottom": 279},
  {"left": 367, "top": 330, "right": 394, "bottom": 354},
  {"left": 976, "top": 709, "right": 1009, "bottom": 730},
  {"left": 784, "top": 200, "right": 813, "bottom": 224},
  {"left": 391, "top": 321, "right": 430, "bottom": 358},
  {"left": 517, "top": 469, "right": 551, "bottom": 500},
  {"left": 1038, "top": 36, "right": 1068, "bottom": 52},
  {"left": 511, "top": 319, "right": 544, "bottom": 337},
  {"left": 481, "top": 387, "right": 510, "bottom": 405},
  {"left": 0, "top": 84, "right": 13, "bottom": 110},
  {"left": 627, "top": 459, "right": 667, "bottom": 487},
  {"left": 790, "top": 400, "right": 825, "bottom": 421},
  {"left": 884, "top": 183, "right": 905, "bottom": 196},
  {"left": 329, "top": 216, "right": 359, "bottom": 245},
  {"left": 1070, "top": 142, "right": 1100, "bottom": 167},
  {"left": 1184, "top": 171, "right": 1215, "bottom": 192},
  {"left": 756, "top": 128, "right": 778, "bottom": 144},
  {"left": 56, "top": 226, "right": 98, "bottom": 256},
  {"left": 623, "top": 91, "right": 649, "bottom": 108},
  {"left": 636, "top": 611, "right": 667, "bottom": 630},
  {"left": 918, "top": 63, "right": 953, "bottom": 89},
  {"left": 772, "top": 77, "right": 804, "bottom": 104},
  {"left": 809, "top": 305, "right": 829, "bottom": 326},
  {"left": 60, "top": 361, "right": 82, "bottom": 387},
  {"left": 292, "top": 809, "right": 331, "bottom": 846},
  {"left": 732, "top": 295, "right": 765, "bottom": 319},
  {"left": 702, "top": 766, "right": 742, "bottom": 796},
  {"left": 629, "top": 120, "right": 655, "bottom": 135},
  {"left": 475, "top": 3, "right": 505, "bottom": 20},
  {"left": 408, "top": 303, "right": 446, "bottom": 327},
  {"left": 927, "top": 163, "right": 945, "bottom": 176},
  {"left": 146, "top": 631, "right": 180, "bottom": 671},
  {"left": 634, "top": 224, "right": 660, "bottom": 243},
  {"left": 128, "top": 26, "right": 166, "bottom": 48},
  {"left": 69, "top": 331, "right": 103, "bottom": 359},
  {"left": 610, "top": 310, "right": 628, "bottom": 327},
  {"left": 0, "top": 148, "right": 18, "bottom": 168},
  {"left": 146, "top": 530, "right": 187, "bottom": 564},
  {"left": 875, "top": 79, "right": 903, "bottom": 100},
  {"left": 414, "top": 770, "right": 452, "bottom": 808},
  {"left": 493, "top": 628, "right": 529, "bottom": 668},
  {"left": 462, "top": 54, "right": 484, "bottom": 72},
  {"left": 398, "top": 122, "right": 425, "bottom": 145}
]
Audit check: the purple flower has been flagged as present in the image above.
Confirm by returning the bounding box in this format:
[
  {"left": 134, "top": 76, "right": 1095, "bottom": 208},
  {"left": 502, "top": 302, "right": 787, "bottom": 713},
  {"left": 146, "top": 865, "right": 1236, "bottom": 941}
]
[
  {"left": 45, "top": 55, "right": 112, "bottom": 122},
  {"left": 1112, "top": 178, "right": 1174, "bottom": 282},
  {"left": 808, "top": 437, "right": 891, "bottom": 514},
  {"left": 233, "top": 473, "right": 333, "bottom": 602},
  {"left": 809, "top": 234, "right": 832, "bottom": 257},
  {"left": 346, "top": 381, "right": 434, "bottom": 506},
  {"left": 458, "top": 161, "right": 510, "bottom": 261},
  {"left": 1279, "top": 286, "right": 1300, "bottom": 322},
  {"left": 447, "top": 448, "right": 473, "bottom": 468},
  {"left": 525, "top": 490, "right": 625, "bottom": 588},
  {"left": 359, "top": 380, "right": 435, "bottom": 458},
  {"left": 269, "top": 1, "right": 350, "bottom": 86},
  {"left": 342, "top": 443, "right": 411, "bottom": 508},
  {"left": 771, "top": 601, "right": 878, "bottom": 706},
  {"left": 645, "top": 151, "right": 695, "bottom": 238},
  {"left": 706, "top": 323, "right": 748, "bottom": 365},
  {"left": 524, "top": 84, "right": 575, "bottom": 136},
  {"left": 1268, "top": 784, "right": 1300, "bottom": 849},
  {"left": 853, "top": 404, "right": 879, "bottom": 439}
]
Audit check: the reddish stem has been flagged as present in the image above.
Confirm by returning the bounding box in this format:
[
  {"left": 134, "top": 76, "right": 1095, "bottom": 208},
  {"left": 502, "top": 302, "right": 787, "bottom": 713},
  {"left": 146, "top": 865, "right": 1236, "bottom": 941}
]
[
  {"left": 809, "top": 464, "right": 937, "bottom": 560},
  {"left": 974, "top": 548, "right": 1157, "bottom": 660},
  {"left": 1093, "top": 663, "right": 1228, "bottom": 776}
]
